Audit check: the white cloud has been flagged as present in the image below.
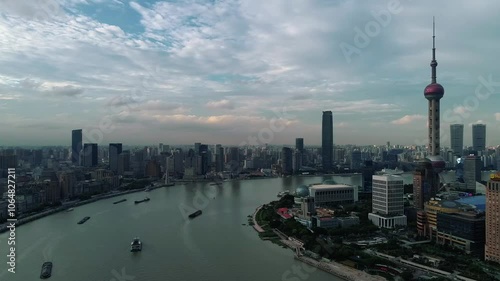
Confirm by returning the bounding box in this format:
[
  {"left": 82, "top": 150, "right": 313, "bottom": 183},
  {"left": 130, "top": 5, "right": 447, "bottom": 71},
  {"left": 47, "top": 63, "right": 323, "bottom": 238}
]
[
  {"left": 468, "top": 120, "right": 485, "bottom": 127},
  {"left": 337, "top": 122, "right": 349, "bottom": 128},
  {"left": 205, "top": 99, "right": 235, "bottom": 110},
  {"left": 453, "top": 106, "right": 468, "bottom": 115},
  {"left": 391, "top": 114, "right": 425, "bottom": 125},
  {"left": 1, "top": 0, "right": 500, "bottom": 145},
  {"left": 0, "top": 94, "right": 21, "bottom": 100}
]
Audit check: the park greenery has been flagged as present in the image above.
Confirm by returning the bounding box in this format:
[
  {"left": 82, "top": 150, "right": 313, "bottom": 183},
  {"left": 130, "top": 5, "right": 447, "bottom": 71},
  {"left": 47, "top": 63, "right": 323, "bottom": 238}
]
[
  {"left": 254, "top": 195, "right": 500, "bottom": 281},
  {"left": 255, "top": 195, "right": 404, "bottom": 280}
]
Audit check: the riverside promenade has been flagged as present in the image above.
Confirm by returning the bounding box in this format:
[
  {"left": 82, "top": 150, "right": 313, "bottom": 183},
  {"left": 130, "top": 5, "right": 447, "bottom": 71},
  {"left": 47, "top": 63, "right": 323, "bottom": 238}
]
[
  {"left": 252, "top": 205, "right": 264, "bottom": 233},
  {"left": 296, "top": 255, "right": 387, "bottom": 281},
  {"left": 273, "top": 226, "right": 386, "bottom": 281}
]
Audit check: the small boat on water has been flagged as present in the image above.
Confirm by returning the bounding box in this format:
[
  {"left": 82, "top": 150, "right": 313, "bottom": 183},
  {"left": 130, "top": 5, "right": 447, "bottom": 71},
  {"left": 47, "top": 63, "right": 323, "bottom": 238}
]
[
  {"left": 130, "top": 237, "right": 142, "bottom": 252},
  {"left": 188, "top": 210, "right": 202, "bottom": 219},
  {"left": 66, "top": 208, "right": 74, "bottom": 212},
  {"left": 40, "top": 262, "right": 52, "bottom": 279},
  {"left": 277, "top": 191, "right": 290, "bottom": 197},
  {"left": 144, "top": 187, "right": 151, "bottom": 192},
  {"left": 113, "top": 199, "right": 127, "bottom": 204},
  {"left": 134, "top": 198, "right": 150, "bottom": 204},
  {"left": 77, "top": 217, "right": 90, "bottom": 224}
]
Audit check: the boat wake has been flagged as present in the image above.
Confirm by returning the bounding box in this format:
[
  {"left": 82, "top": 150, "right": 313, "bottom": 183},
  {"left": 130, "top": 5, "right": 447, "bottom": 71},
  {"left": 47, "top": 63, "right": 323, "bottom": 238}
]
[
  {"left": 42, "top": 232, "right": 65, "bottom": 260},
  {"left": 179, "top": 223, "right": 219, "bottom": 280},
  {"left": 180, "top": 223, "right": 204, "bottom": 256},
  {"left": 94, "top": 210, "right": 110, "bottom": 216}
]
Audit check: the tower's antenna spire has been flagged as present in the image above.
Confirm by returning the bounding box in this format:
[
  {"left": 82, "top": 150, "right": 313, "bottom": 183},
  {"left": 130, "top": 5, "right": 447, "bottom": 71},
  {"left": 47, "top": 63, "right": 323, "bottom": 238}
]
[
  {"left": 432, "top": 16, "right": 436, "bottom": 59},
  {"left": 431, "top": 16, "right": 437, "bottom": 83}
]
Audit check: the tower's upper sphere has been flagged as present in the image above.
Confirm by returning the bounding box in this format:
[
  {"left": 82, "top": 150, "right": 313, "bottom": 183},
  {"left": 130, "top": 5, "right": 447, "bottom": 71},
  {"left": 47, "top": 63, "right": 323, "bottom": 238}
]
[
  {"left": 424, "top": 83, "right": 444, "bottom": 100},
  {"left": 426, "top": 155, "right": 446, "bottom": 173}
]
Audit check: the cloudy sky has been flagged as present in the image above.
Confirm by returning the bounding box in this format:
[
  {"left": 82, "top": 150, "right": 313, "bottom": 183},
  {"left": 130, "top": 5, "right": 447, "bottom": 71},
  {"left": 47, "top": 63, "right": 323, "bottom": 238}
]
[{"left": 1, "top": 0, "right": 499, "bottom": 147}]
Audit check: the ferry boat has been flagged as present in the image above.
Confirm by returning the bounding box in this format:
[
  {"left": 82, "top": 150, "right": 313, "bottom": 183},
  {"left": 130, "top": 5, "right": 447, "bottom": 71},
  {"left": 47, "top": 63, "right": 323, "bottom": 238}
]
[
  {"left": 66, "top": 208, "right": 74, "bottom": 212},
  {"left": 134, "top": 198, "right": 150, "bottom": 204},
  {"left": 188, "top": 210, "right": 202, "bottom": 219},
  {"left": 40, "top": 262, "right": 52, "bottom": 279},
  {"left": 130, "top": 237, "right": 142, "bottom": 252},
  {"left": 277, "top": 191, "right": 290, "bottom": 197},
  {"left": 113, "top": 199, "right": 127, "bottom": 204},
  {"left": 144, "top": 187, "right": 151, "bottom": 192},
  {"left": 77, "top": 217, "right": 90, "bottom": 224}
]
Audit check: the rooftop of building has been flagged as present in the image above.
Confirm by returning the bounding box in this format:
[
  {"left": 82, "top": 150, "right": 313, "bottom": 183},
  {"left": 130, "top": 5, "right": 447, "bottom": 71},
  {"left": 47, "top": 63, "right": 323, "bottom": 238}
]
[
  {"left": 309, "top": 184, "right": 353, "bottom": 190},
  {"left": 373, "top": 174, "right": 404, "bottom": 180},
  {"left": 426, "top": 198, "right": 474, "bottom": 211},
  {"left": 315, "top": 208, "right": 335, "bottom": 217},
  {"left": 438, "top": 210, "right": 485, "bottom": 221},
  {"left": 277, "top": 207, "right": 292, "bottom": 219},
  {"left": 455, "top": 195, "right": 486, "bottom": 212},
  {"left": 490, "top": 172, "right": 500, "bottom": 181}
]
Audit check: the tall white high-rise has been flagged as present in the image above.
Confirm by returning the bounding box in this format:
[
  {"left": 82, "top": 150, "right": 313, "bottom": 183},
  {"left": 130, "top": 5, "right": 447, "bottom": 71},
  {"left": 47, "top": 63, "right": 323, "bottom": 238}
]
[{"left": 369, "top": 174, "right": 407, "bottom": 228}]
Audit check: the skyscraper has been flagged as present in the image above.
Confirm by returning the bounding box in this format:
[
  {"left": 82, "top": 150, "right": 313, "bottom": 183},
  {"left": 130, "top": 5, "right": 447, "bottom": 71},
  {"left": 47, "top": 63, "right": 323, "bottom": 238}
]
[
  {"left": 463, "top": 155, "right": 482, "bottom": 191},
  {"left": 485, "top": 172, "right": 500, "bottom": 263},
  {"left": 118, "top": 150, "right": 130, "bottom": 175},
  {"left": 322, "top": 111, "right": 333, "bottom": 172},
  {"left": 281, "top": 147, "right": 293, "bottom": 175},
  {"left": 71, "top": 129, "right": 82, "bottom": 165},
  {"left": 472, "top": 124, "right": 486, "bottom": 153},
  {"left": 109, "top": 143, "right": 122, "bottom": 173},
  {"left": 361, "top": 160, "right": 374, "bottom": 192},
  {"left": 83, "top": 143, "right": 98, "bottom": 167},
  {"left": 215, "top": 144, "right": 224, "bottom": 173},
  {"left": 368, "top": 174, "right": 407, "bottom": 228},
  {"left": 450, "top": 124, "right": 464, "bottom": 156},
  {"left": 295, "top": 138, "right": 306, "bottom": 166},
  {"left": 350, "top": 150, "right": 362, "bottom": 170},
  {"left": 413, "top": 159, "right": 438, "bottom": 210},
  {"left": 295, "top": 138, "right": 304, "bottom": 152},
  {"left": 199, "top": 144, "right": 209, "bottom": 175},
  {"left": 292, "top": 149, "right": 302, "bottom": 174}
]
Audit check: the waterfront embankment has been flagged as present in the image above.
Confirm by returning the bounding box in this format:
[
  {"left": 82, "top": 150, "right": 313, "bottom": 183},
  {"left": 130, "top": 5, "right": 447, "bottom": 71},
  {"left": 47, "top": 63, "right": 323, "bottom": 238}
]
[
  {"left": 0, "top": 187, "right": 152, "bottom": 233},
  {"left": 253, "top": 205, "right": 387, "bottom": 281},
  {"left": 252, "top": 205, "right": 265, "bottom": 233}
]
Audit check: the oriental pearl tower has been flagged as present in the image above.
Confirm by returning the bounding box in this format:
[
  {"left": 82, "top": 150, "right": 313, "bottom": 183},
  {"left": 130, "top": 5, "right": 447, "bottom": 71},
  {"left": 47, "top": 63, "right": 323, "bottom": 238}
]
[{"left": 424, "top": 17, "right": 445, "bottom": 188}]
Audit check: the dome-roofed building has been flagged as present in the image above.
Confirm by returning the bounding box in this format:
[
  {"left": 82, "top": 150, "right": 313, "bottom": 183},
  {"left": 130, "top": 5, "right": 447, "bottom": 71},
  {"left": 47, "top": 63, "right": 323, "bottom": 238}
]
[{"left": 295, "top": 185, "right": 310, "bottom": 198}]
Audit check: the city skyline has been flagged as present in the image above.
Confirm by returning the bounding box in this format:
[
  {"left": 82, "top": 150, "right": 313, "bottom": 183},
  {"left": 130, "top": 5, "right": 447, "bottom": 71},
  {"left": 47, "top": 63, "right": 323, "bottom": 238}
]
[{"left": 1, "top": 1, "right": 500, "bottom": 146}]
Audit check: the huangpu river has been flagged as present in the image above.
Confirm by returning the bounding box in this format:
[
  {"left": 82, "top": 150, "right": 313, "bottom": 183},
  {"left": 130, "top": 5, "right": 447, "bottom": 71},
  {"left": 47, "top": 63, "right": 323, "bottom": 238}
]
[{"left": 0, "top": 172, "right": 493, "bottom": 281}]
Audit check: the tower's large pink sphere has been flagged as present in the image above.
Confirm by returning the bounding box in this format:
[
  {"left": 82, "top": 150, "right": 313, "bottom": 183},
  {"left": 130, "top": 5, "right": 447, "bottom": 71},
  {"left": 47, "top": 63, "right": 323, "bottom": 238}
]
[{"left": 424, "top": 83, "right": 444, "bottom": 100}]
